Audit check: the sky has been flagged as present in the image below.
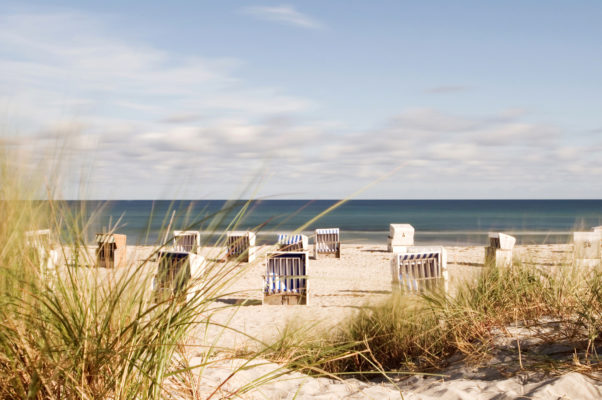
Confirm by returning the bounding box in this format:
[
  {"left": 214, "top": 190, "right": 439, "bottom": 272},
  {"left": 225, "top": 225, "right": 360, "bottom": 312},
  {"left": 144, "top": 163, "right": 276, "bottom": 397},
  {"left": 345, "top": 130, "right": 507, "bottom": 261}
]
[{"left": 1, "top": 1, "right": 601, "bottom": 199}]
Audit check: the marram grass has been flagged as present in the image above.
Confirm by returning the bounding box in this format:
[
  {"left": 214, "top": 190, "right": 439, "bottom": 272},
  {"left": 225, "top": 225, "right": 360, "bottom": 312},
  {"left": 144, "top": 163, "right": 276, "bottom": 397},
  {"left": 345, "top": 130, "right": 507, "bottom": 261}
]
[
  {"left": 0, "top": 156, "right": 288, "bottom": 399},
  {"left": 265, "top": 260, "right": 602, "bottom": 377}
]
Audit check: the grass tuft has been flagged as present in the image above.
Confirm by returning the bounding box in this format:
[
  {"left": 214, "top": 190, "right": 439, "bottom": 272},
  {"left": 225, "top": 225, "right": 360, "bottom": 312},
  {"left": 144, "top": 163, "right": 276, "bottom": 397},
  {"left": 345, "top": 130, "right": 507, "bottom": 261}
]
[{"left": 265, "top": 261, "right": 602, "bottom": 378}]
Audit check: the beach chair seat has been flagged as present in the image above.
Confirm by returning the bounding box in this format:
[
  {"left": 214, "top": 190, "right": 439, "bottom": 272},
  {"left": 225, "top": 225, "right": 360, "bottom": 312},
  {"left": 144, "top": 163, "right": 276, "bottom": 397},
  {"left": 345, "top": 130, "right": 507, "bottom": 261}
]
[
  {"left": 391, "top": 246, "right": 448, "bottom": 293},
  {"left": 485, "top": 232, "right": 516, "bottom": 268},
  {"left": 95, "top": 233, "right": 127, "bottom": 268},
  {"left": 172, "top": 230, "right": 201, "bottom": 254},
  {"left": 153, "top": 250, "right": 206, "bottom": 302},
  {"left": 226, "top": 231, "right": 256, "bottom": 262},
  {"left": 277, "top": 233, "right": 308, "bottom": 252},
  {"left": 314, "top": 228, "right": 341, "bottom": 258},
  {"left": 263, "top": 251, "right": 309, "bottom": 305}
]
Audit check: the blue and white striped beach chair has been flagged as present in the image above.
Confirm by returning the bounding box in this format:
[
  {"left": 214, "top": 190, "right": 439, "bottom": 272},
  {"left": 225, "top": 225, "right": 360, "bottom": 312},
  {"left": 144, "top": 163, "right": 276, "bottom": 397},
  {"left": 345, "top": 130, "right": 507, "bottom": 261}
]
[
  {"left": 277, "top": 233, "right": 309, "bottom": 252},
  {"left": 263, "top": 251, "right": 309, "bottom": 305},
  {"left": 390, "top": 247, "right": 448, "bottom": 293},
  {"left": 314, "top": 228, "right": 341, "bottom": 258}
]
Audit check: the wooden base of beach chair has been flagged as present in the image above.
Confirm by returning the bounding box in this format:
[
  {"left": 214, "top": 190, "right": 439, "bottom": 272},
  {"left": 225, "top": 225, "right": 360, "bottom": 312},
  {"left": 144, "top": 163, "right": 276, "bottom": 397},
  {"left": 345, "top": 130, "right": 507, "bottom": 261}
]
[
  {"left": 263, "top": 292, "right": 307, "bottom": 305},
  {"left": 314, "top": 246, "right": 341, "bottom": 259},
  {"left": 484, "top": 247, "right": 512, "bottom": 268},
  {"left": 227, "top": 248, "right": 256, "bottom": 263},
  {"left": 392, "top": 277, "right": 447, "bottom": 294}
]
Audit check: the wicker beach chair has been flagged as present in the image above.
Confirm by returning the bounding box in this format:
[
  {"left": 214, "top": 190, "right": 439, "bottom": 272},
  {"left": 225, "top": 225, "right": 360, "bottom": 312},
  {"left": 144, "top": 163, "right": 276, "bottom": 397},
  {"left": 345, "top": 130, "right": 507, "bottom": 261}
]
[
  {"left": 388, "top": 224, "right": 415, "bottom": 252},
  {"left": 263, "top": 251, "right": 309, "bottom": 305},
  {"left": 390, "top": 246, "right": 448, "bottom": 293},
  {"left": 573, "top": 231, "right": 601, "bottom": 268},
  {"left": 484, "top": 232, "right": 516, "bottom": 268},
  {"left": 226, "top": 231, "right": 256, "bottom": 262},
  {"left": 25, "top": 229, "right": 60, "bottom": 274},
  {"left": 314, "top": 228, "right": 341, "bottom": 259},
  {"left": 153, "top": 250, "right": 206, "bottom": 302},
  {"left": 95, "top": 233, "right": 127, "bottom": 269},
  {"left": 172, "top": 230, "right": 200, "bottom": 254},
  {"left": 277, "top": 233, "right": 308, "bottom": 252}
]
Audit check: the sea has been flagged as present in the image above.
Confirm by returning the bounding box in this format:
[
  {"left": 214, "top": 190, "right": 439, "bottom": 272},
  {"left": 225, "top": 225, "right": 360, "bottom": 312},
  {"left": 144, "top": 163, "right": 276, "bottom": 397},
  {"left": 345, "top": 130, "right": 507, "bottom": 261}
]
[{"left": 66, "top": 200, "right": 602, "bottom": 246}]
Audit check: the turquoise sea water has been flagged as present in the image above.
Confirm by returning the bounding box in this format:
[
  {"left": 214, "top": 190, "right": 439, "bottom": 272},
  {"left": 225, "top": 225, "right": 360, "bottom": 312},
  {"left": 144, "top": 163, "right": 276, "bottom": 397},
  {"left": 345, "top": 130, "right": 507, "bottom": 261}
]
[{"left": 66, "top": 200, "right": 602, "bottom": 246}]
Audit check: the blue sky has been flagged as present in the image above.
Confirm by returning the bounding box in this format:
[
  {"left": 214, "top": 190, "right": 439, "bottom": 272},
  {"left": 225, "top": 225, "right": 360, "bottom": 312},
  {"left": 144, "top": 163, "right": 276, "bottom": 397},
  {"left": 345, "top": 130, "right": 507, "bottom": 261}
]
[{"left": 1, "top": 1, "right": 601, "bottom": 199}]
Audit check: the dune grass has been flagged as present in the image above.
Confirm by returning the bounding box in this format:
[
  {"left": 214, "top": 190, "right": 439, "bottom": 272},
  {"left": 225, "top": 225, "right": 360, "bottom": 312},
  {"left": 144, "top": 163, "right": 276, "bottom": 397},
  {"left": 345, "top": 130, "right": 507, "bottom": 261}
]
[
  {"left": 0, "top": 154, "right": 292, "bottom": 399},
  {"left": 264, "top": 261, "right": 602, "bottom": 378}
]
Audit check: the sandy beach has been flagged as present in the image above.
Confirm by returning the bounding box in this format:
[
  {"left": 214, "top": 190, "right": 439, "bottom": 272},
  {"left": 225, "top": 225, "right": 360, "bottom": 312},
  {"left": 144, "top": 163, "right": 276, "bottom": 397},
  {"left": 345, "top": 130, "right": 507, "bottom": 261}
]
[
  {"left": 115, "top": 242, "right": 602, "bottom": 399},
  {"left": 188, "top": 243, "right": 573, "bottom": 349}
]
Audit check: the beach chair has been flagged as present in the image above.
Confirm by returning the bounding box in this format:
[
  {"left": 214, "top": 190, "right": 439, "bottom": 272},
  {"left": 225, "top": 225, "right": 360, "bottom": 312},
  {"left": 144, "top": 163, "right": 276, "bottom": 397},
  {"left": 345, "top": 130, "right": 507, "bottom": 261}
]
[
  {"left": 172, "top": 230, "right": 200, "bottom": 254},
  {"left": 95, "top": 233, "right": 127, "bottom": 269},
  {"left": 314, "top": 228, "right": 341, "bottom": 258},
  {"left": 594, "top": 227, "right": 602, "bottom": 250},
  {"left": 573, "top": 231, "right": 601, "bottom": 268},
  {"left": 25, "top": 229, "right": 60, "bottom": 274},
  {"left": 277, "top": 233, "right": 309, "bottom": 252},
  {"left": 484, "top": 232, "right": 516, "bottom": 268},
  {"left": 388, "top": 224, "right": 414, "bottom": 252},
  {"left": 226, "top": 231, "right": 256, "bottom": 262},
  {"left": 153, "top": 250, "right": 206, "bottom": 302},
  {"left": 390, "top": 246, "right": 448, "bottom": 293},
  {"left": 263, "top": 251, "right": 309, "bottom": 305}
]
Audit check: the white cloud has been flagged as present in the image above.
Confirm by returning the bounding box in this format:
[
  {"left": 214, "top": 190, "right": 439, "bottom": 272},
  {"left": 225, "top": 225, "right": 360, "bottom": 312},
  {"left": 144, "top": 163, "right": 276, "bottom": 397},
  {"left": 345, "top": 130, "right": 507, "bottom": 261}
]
[
  {"left": 243, "top": 5, "right": 324, "bottom": 29},
  {"left": 392, "top": 108, "right": 479, "bottom": 132},
  {"left": 2, "top": 10, "right": 600, "bottom": 199}
]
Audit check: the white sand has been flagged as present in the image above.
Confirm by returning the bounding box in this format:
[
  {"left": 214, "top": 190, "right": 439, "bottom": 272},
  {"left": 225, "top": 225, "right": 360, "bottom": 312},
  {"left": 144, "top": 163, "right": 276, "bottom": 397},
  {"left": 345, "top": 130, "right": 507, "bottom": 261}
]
[
  {"left": 158, "top": 243, "right": 602, "bottom": 400},
  {"left": 79, "top": 243, "right": 601, "bottom": 399},
  {"left": 183, "top": 357, "right": 602, "bottom": 399},
  {"left": 192, "top": 243, "right": 573, "bottom": 350}
]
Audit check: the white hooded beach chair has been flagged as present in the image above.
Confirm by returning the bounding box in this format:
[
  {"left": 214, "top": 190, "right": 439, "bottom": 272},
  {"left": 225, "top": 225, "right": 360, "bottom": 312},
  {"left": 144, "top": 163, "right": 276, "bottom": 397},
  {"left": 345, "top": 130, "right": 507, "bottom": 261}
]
[
  {"left": 314, "top": 228, "right": 341, "bottom": 258},
  {"left": 573, "top": 231, "right": 601, "bottom": 268},
  {"left": 26, "top": 229, "right": 60, "bottom": 275},
  {"left": 391, "top": 246, "right": 448, "bottom": 293},
  {"left": 226, "top": 231, "right": 256, "bottom": 262},
  {"left": 264, "top": 251, "right": 309, "bottom": 305},
  {"left": 485, "top": 232, "right": 516, "bottom": 268},
  {"left": 153, "top": 250, "right": 206, "bottom": 302},
  {"left": 172, "top": 230, "right": 200, "bottom": 254},
  {"left": 277, "top": 233, "right": 308, "bottom": 252},
  {"left": 388, "top": 224, "right": 415, "bottom": 252}
]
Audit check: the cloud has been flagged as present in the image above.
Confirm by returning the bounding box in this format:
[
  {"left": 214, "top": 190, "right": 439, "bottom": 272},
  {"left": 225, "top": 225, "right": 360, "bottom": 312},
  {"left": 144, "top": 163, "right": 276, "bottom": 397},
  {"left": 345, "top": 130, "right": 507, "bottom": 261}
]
[
  {"left": 160, "top": 113, "right": 204, "bottom": 124},
  {"left": 243, "top": 5, "right": 324, "bottom": 29},
  {"left": 2, "top": 10, "right": 601, "bottom": 199},
  {"left": 0, "top": 12, "right": 311, "bottom": 126},
  {"left": 392, "top": 108, "right": 479, "bottom": 132}
]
